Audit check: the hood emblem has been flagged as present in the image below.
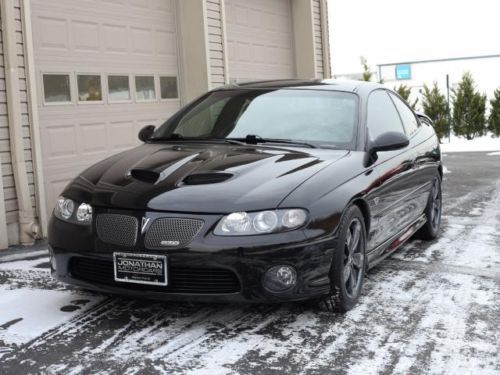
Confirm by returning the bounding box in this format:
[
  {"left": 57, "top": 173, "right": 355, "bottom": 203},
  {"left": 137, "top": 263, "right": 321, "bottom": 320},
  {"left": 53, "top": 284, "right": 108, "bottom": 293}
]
[{"left": 141, "top": 217, "right": 151, "bottom": 234}]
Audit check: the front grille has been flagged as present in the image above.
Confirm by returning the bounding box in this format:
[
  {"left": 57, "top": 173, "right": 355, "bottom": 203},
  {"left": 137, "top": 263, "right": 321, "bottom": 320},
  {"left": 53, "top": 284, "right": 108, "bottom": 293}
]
[
  {"left": 69, "top": 257, "right": 241, "bottom": 294},
  {"left": 145, "top": 218, "right": 204, "bottom": 249},
  {"left": 96, "top": 214, "right": 138, "bottom": 247}
]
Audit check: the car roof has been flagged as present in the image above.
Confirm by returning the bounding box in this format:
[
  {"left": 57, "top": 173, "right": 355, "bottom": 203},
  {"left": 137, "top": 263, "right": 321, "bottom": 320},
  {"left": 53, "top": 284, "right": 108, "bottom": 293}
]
[{"left": 217, "top": 79, "right": 384, "bottom": 94}]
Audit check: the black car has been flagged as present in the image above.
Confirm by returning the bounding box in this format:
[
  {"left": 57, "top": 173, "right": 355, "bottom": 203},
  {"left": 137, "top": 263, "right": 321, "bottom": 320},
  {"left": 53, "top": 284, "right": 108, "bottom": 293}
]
[{"left": 48, "top": 79, "right": 442, "bottom": 312}]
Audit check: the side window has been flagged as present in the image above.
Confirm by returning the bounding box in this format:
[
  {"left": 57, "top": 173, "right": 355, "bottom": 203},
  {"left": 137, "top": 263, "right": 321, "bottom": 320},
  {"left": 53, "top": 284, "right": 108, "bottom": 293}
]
[
  {"left": 108, "top": 75, "right": 131, "bottom": 101},
  {"left": 390, "top": 93, "right": 419, "bottom": 136},
  {"left": 43, "top": 74, "right": 71, "bottom": 104},
  {"left": 135, "top": 76, "right": 156, "bottom": 101},
  {"left": 77, "top": 74, "right": 103, "bottom": 102},
  {"left": 366, "top": 90, "right": 405, "bottom": 140}
]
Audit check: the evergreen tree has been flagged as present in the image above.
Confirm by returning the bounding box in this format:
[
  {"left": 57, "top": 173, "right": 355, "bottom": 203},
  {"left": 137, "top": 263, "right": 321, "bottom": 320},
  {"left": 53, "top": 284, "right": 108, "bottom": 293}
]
[
  {"left": 360, "top": 56, "right": 372, "bottom": 82},
  {"left": 488, "top": 88, "right": 500, "bottom": 137},
  {"left": 394, "top": 84, "right": 418, "bottom": 110},
  {"left": 421, "top": 82, "right": 449, "bottom": 140},
  {"left": 452, "top": 72, "right": 486, "bottom": 139}
]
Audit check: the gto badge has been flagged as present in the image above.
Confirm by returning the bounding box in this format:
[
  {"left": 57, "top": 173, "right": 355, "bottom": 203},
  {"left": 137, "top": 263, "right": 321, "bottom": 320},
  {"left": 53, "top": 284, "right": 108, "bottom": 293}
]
[
  {"left": 161, "top": 240, "right": 180, "bottom": 247},
  {"left": 141, "top": 217, "right": 151, "bottom": 234}
]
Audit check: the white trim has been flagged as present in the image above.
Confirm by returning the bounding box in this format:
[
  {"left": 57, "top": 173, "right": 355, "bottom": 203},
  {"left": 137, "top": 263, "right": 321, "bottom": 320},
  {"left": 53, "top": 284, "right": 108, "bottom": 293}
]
[
  {"left": 0, "top": 163, "right": 8, "bottom": 249},
  {"left": 219, "top": 0, "right": 230, "bottom": 84},
  {"left": 22, "top": 0, "right": 48, "bottom": 238},
  {"left": 319, "top": 0, "right": 331, "bottom": 78}
]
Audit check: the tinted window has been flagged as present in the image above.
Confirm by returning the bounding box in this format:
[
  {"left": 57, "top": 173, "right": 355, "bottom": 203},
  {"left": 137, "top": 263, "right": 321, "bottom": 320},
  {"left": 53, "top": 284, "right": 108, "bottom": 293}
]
[
  {"left": 154, "top": 90, "right": 358, "bottom": 147},
  {"left": 108, "top": 75, "right": 131, "bottom": 101},
  {"left": 43, "top": 74, "right": 71, "bottom": 103},
  {"left": 390, "top": 93, "right": 419, "bottom": 136},
  {"left": 367, "top": 90, "right": 404, "bottom": 140},
  {"left": 77, "top": 75, "right": 102, "bottom": 102}
]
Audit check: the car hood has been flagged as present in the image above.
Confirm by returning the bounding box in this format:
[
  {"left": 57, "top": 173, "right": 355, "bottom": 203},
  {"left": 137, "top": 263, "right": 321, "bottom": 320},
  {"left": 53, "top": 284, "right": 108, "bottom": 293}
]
[{"left": 63, "top": 143, "right": 348, "bottom": 213}]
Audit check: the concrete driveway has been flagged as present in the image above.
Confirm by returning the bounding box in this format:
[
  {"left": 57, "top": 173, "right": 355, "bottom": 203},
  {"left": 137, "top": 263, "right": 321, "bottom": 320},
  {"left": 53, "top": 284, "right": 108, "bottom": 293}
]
[{"left": 0, "top": 152, "right": 499, "bottom": 374}]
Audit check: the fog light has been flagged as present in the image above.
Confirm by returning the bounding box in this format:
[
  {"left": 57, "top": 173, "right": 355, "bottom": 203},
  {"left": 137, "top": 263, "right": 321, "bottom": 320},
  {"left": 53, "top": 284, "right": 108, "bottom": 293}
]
[{"left": 263, "top": 265, "right": 297, "bottom": 292}]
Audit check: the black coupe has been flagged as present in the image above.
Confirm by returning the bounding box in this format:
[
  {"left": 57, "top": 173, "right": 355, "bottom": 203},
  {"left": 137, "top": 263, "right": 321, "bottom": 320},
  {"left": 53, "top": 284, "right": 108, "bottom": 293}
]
[{"left": 48, "top": 79, "right": 442, "bottom": 312}]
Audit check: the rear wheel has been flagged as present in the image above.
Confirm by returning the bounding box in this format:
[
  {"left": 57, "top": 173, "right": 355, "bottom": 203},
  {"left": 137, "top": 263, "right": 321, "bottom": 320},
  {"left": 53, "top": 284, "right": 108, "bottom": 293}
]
[
  {"left": 319, "top": 205, "right": 366, "bottom": 313},
  {"left": 418, "top": 176, "right": 442, "bottom": 240}
]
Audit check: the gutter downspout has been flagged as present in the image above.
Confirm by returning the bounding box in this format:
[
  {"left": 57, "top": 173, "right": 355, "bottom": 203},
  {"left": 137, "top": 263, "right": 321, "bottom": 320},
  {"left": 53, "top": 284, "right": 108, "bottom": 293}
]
[
  {"left": 1, "top": 0, "right": 37, "bottom": 245},
  {"left": 0, "top": 163, "right": 8, "bottom": 249},
  {"left": 319, "top": 0, "right": 331, "bottom": 78}
]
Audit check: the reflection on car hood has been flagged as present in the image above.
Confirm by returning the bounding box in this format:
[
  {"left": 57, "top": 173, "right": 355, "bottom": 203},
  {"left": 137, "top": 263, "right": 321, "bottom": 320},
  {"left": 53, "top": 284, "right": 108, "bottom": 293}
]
[{"left": 64, "top": 143, "right": 349, "bottom": 213}]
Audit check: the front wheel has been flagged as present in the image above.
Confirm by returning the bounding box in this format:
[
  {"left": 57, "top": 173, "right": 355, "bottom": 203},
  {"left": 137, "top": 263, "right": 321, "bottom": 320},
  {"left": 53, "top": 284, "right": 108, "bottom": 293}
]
[{"left": 319, "top": 205, "right": 367, "bottom": 313}]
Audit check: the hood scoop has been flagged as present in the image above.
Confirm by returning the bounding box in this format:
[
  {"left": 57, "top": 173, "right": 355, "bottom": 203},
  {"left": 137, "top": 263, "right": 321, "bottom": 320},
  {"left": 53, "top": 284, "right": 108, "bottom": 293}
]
[
  {"left": 182, "top": 172, "right": 233, "bottom": 185},
  {"left": 130, "top": 168, "right": 160, "bottom": 184}
]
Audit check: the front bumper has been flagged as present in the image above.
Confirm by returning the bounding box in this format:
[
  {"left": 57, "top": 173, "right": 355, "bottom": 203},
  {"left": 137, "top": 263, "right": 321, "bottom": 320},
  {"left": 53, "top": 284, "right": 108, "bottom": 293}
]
[
  {"left": 50, "top": 241, "right": 338, "bottom": 303},
  {"left": 49, "top": 210, "right": 338, "bottom": 303}
]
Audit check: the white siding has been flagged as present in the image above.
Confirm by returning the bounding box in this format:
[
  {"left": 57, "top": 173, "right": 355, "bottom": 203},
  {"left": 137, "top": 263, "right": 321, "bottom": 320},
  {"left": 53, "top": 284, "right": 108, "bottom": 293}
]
[
  {"left": 0, "top": 0, "right": 38, "bottom": 245},
  {"left": 312, "top": 0, "right": 325, "bottom": 78},
  {"left": 207, "top": 0, "right": 227, "bottom": 88}
]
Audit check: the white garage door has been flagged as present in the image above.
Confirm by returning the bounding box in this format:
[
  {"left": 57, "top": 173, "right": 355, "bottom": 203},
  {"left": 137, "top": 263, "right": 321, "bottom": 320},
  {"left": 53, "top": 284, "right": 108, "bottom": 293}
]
[
  {"left": 31, "top": 0, "right": 180, "bottom": 213},
  {"left": 225, "top": 0, "right": 295, "bottom": 82}
]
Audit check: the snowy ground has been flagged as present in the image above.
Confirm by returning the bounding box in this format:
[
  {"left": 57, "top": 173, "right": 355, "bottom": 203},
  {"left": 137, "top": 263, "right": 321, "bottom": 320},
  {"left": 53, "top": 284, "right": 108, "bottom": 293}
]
[
  {"left": 0, "top": 152, "right": 499, "bottom": 374},
  {"left": 440, "top": 133, "right": 500, "bottom": 153}
]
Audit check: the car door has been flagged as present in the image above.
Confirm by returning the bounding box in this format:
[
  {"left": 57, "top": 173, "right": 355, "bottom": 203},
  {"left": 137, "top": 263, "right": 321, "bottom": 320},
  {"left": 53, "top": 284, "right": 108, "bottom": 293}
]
[
  {"left": 389, "top": 93, "right": 438, "bottom": 221},
  {"left": 365, "top": 90, "right": 418, "bottom": 255}
]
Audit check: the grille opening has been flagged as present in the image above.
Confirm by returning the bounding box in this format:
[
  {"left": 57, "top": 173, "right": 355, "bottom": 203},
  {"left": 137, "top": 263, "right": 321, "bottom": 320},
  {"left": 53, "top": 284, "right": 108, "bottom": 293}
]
[
  {"left": 145, "top": 218, "right": 204, "bottom": 249},
  {"left": 130, "top": 169, "right": 160, "bottom": 183},
  {"left": 69, "top": 257, "right": 241, "bottom": 294},
  {"left": 183, "top": 172, "right": 233, "bottom": 185},
  {"left": 96, "top": 214, "right": 138, "bottom": 247}
]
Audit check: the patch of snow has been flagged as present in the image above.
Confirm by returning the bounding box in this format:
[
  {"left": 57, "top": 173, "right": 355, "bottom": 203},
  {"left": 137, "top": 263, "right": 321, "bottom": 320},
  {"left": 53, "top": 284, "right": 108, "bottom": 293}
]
[
  {"left": 487, "top": 151, "right": 500, "bottom": 156},
  {"left": 443, "top": 165, "right": 451, "bottom": 174},
  {"left": 440, "top": 133, "right": 500, "bottom": 153},
  {"left": 0, "top": 286, "right": 103, "bottom": 349}
]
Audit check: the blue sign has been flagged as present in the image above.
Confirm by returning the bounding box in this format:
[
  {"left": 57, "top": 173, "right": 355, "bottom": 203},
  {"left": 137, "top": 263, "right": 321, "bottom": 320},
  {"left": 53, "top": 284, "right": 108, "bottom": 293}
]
[{"left": 395, "top": 64, "right": 411, "bottom": 80}]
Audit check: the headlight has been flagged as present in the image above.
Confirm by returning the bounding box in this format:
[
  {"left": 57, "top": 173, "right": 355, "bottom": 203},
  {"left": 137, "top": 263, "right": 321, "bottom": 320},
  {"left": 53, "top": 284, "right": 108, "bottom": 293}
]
[
  {"left": 214, "top": 209, "right": 307, "bottom": 236},
  {"left": 54, "top": 196, "right": 93, "bottom": 225}
]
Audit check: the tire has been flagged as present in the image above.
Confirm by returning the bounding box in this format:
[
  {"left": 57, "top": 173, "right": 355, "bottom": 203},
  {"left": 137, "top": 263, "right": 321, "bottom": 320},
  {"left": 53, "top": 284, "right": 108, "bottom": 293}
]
[
  {"left": 319, "top": 205, "right": 367, "bottom": 313},
  {"left": 417, "top": 176, "right": 442, "bottom": 240}
]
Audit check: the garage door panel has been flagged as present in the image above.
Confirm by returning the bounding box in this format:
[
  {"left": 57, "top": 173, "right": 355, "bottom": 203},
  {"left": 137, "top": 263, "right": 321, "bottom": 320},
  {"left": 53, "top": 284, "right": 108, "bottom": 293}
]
[
  {"left": 32, "top": 0, "right": 180, "bottom": 214},
  {"left": 226, "top": 0, "right": 295, "bottom": 81}
]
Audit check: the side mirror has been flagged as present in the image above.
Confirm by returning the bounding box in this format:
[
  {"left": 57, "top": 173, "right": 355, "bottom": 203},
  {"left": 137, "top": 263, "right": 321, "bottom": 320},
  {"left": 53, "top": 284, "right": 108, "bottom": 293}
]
[
  {"left": 370, "top": 131, "right": 409, "bottom": 153},
  {"left": 138, "top": 125, "right": 156, "bottom": 142},
  {"left": 364, "top": 131, "right": 409, "bottom": 167}
]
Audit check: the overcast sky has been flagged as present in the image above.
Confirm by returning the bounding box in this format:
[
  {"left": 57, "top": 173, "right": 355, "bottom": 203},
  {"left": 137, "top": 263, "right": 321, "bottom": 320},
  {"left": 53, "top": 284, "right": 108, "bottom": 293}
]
[{"left": 328, "top": 0, "right": 500, "bottom": 75}]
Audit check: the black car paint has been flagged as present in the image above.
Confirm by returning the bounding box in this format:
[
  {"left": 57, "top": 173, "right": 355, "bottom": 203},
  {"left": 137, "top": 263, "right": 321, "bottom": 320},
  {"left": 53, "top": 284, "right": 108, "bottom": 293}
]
[{"left": 49, "top": 79, "right": 442, "bottom": 303}]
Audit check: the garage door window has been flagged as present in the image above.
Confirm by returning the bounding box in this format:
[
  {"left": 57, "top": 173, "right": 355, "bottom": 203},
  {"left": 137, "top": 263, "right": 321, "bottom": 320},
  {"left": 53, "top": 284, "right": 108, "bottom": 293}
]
[
  {"left": 135, "top": 76, "right": 156, "bottom": 101},
  {"left": 160, "top": 76, "right": 178, "bottom": 99},
  {"left": 108, "top": 75, "right": 131, "bottom": 102},
  {"left": 77, "top": 75, "right": 103, "bottom": 102},
  {"left": 43, "top": 74, "right": 71, "bottom": 104}
]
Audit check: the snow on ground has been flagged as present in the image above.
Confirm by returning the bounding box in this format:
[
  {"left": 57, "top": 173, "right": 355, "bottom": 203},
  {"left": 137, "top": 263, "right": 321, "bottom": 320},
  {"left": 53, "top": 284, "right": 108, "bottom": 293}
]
[
  {"left": 440, "top": 133, "right": 500, "bottom": 153},
  {"left": 0, "top": 153, "right": 499, "bottom": 374}
]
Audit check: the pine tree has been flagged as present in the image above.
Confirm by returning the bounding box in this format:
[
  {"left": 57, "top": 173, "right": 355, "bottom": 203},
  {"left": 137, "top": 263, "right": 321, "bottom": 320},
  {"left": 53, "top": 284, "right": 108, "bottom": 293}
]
[
  {"left": 421, "top": 83, "right": 449, "bottom": 140},
  {"left": 452, "top": 72, "right": 486, "bottom": 139},
  {"left": 488, "top": 88, "right": 500, "bottom": 137},
  {"left": 360, "top": 56, "right": 372, "bottom": 82},
  {"left": 394, "top": 84, "right": 418, "bottom": 110}
]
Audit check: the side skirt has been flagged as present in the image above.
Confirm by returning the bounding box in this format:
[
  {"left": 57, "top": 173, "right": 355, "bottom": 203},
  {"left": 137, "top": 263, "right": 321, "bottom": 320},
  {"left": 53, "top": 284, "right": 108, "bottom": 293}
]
[{"left": 366, "top": 214, "right": 427, "bottom": 270}]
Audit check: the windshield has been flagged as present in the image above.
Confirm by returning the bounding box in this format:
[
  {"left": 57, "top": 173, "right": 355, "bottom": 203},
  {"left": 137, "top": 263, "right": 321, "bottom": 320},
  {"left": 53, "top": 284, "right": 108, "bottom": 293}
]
[{"left": 153, "top": 89, "right": 358, "bottom": 148}]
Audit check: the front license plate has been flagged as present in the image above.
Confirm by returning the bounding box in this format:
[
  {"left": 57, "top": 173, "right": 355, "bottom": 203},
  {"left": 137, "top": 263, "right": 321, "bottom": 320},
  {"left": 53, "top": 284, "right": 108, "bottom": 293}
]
[{"left": 113, "top": 252, "right": 167, "bottom": 286}]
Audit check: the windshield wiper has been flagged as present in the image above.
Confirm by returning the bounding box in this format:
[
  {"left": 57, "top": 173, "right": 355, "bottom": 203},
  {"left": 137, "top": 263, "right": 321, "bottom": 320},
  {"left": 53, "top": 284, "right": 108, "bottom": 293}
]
[{"left": 225, "top": 134, "right": 318, "bottom": 148}]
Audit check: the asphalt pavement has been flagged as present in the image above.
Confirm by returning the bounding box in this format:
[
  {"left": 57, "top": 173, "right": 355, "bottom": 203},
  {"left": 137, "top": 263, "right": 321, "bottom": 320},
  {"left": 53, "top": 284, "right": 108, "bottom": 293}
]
[{"left": 0, "top": 152, "right": 499, "bottom": 374}]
